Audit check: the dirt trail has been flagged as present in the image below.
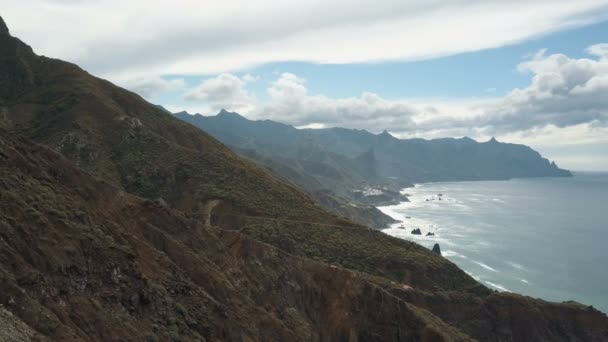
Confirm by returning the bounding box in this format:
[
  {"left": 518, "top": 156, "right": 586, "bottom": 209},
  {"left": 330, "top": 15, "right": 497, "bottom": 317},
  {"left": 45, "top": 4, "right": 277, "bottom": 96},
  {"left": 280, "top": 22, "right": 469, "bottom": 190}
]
[{"left": 202, "top": 199, "right": 221, "bottom": 226}]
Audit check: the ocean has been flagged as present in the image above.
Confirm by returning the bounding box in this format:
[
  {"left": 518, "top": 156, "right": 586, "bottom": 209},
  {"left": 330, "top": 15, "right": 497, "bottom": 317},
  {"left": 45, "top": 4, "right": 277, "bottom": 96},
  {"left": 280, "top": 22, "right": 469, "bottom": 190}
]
[{"left": 378, "top": 172, "right": 608, "bottom": 313}]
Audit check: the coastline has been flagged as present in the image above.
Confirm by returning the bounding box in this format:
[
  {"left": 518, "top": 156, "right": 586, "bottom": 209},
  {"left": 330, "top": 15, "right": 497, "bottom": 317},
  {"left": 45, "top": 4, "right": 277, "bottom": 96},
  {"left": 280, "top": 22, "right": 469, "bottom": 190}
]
[
  {"left": 375, "top": 186, "right": 443, "bottom": 248},
  {"left": 374, "top": 176, "right": 608, "bottom": 314},
  {"left": 374, "top": 174, "right": 581, "bottom": 228}
]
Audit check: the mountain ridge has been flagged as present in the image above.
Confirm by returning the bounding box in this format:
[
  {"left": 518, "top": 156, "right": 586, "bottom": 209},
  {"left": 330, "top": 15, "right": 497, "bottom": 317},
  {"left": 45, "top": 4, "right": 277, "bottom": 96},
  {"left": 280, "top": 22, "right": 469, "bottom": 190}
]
[{"left": 175, "top": 110, "right": 571, "bottom": 183}]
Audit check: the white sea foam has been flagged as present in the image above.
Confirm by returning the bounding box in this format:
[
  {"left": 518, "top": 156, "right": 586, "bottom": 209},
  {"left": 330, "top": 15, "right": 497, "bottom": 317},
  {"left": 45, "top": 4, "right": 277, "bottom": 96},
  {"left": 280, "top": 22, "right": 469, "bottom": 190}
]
[
  {"left": 443, "top": 250, "right": 468, "bottom": 259},
  {"left": 485, "top": 281, "right": 509, "bottom": 292},
  {"left": 520, "top": 279, "right": 530, "bottom": 284},
  {"left": 474, "top": 261, "right": 498, "bottom": 272},
  {"left": 507, "top": 261, "right": 525, "bottom": 271},
  {"left": 442, "top": 250, "right": 459, "bottom": 257},
  {"left": 465, "top": 271, "right": 481, "bottom": 281}
]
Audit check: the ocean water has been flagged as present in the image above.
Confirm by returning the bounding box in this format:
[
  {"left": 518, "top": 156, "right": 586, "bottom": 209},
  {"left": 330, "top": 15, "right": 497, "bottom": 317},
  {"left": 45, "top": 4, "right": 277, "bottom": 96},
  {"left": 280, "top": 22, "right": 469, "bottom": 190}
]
[{"left": 378, "top": 172, "right": 608, "bottom": 313}]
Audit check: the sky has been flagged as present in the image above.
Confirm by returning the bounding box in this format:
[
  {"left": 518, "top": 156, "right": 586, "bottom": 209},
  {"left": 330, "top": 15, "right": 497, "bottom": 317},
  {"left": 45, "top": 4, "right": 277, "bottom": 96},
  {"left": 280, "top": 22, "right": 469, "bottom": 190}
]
[{"left": 2, "top": 0, "right": 608, "bottom": 170}]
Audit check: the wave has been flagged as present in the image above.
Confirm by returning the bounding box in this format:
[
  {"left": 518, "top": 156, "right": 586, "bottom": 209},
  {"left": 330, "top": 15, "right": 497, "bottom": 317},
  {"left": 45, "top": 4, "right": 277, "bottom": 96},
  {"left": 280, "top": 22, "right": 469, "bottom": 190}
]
[
  {"left": 443, "top": 250, "right": 468, "bottom": 259},
  {"left": 506, "top": 261, "right": 525, "bottom": 271},
  {"left": 377, "top": 203, "right": 409, "bottom": 222},
  {"left": 473, "top": 261, "right": 498, "bottom": 272},
  {"left": 485, "top": 281, "right": 509, "bottom": 292},
  {"left": 465, "top": 271, "right": 481, "bottom": 281},
  {"left": 442, "top": 250, "right": 459, "bottom": 257}
]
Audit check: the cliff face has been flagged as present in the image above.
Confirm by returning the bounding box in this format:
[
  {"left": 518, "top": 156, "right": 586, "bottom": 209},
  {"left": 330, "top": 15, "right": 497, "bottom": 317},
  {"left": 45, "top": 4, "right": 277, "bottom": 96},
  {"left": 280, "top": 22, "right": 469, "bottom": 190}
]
[{"left": 1, "top": 16, "right": 607, "bottom": 341}]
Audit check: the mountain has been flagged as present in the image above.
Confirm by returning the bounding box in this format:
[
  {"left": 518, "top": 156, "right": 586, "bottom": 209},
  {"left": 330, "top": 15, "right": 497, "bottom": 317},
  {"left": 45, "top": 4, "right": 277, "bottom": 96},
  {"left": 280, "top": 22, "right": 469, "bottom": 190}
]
[
  {"left": 1, "top": 16, "right": 607, "bottom": 341},
  {"left": 2, "top": 132, "right": 606, "bottom": 342},
  {"left": 0, "top": 22, "right": 349, "bottom": 227},
  {"left": 175, "top": 110, "right": 571, "bottom": 229},
  {"left": 175, "top": 110, "right": 406, "bottom": 227},
  {"left": 0, "top": 128, "right": 477, "bottom": 341},
  {"left": 175, "top": 110, "right": 570, "bottom": 187},
  {"left": 305, "top": 129, "right": 572, "bottom": 182},
  {"left": 175, "top": 110, "right": 570, "bottom": 227}
]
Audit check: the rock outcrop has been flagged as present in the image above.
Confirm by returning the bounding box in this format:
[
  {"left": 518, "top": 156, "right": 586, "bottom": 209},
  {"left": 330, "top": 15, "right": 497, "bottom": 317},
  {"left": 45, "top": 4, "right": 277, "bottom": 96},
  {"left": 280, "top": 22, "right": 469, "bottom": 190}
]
[
  {"left": 0, "top": 17, "right": 8, "bottom": 35},
  {"left": 433, "top": 243, "right": 442, "bottom": 255}
]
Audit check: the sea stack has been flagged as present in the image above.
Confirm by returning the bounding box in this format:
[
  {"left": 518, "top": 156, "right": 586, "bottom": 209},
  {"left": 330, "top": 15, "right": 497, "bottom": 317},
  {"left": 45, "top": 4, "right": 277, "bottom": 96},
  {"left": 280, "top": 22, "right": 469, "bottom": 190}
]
[{"left": 432, "top": 243, "right": 442, "bottom": 256}]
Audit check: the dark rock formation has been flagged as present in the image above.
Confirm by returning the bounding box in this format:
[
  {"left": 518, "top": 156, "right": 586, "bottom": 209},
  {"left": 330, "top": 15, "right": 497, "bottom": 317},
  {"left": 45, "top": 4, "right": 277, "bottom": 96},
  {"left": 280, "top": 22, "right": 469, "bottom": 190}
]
[
  {"left": 411, "top": 228, "right": 422, "bottom": 235},
  {"left": 0, "top": 16, "right": 8, "bottom": 35},
  {"left": 433, "top": 243, "right": 442, "bottom": 255},
  {"left": 426, "top": 232, "right": 435, "bottom": 236}
]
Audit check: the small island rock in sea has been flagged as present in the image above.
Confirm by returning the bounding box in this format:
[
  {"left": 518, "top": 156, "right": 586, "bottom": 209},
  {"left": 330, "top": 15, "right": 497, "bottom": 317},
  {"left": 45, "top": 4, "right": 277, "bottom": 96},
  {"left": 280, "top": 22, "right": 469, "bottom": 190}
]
[{"left": 432, "top": 243, "right": 442, "bottom": 256}]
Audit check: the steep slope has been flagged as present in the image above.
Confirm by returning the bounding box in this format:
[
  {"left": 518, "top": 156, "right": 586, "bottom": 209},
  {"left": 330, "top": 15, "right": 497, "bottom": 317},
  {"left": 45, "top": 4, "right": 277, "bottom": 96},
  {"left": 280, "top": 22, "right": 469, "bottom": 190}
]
[
  {"left": 236, "top": 146, "right": 397, "bottom": 228},
  {"left": 176, "top": 110, "right": 385, "bottom": 194},
  {"left": 0, "top": 129, "right": 473, "bottom": 341},
  {"left": 2, "top": 130, "right": 607, "bottom": 341},
  {"left": 176, "top": 110, "right": 402, "bottom": 228},
  {"left": 0, "top": 22, "right": 345, "bottom": 226}
]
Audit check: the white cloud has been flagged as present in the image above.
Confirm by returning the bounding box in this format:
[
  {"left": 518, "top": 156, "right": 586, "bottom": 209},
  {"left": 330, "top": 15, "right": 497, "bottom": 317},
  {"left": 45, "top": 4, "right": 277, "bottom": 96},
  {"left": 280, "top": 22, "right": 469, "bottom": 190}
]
[
  {"left": 4, "top": 2, "right": 607, "bottom": 168},
  {"left": 175, "top": 44, "right": 608, "bottom": 144},
  {"left": 216, "top": 45, "right": 607, "bottom": 170},
  {"left": 2, "top": 1, "right": 608, "bottom": 81},
  {"left": 242, "top": 73, "right": 259, "bottom": 82},
  {"left": 377, "top": 45, "right": 608, "bottom": 140},
  {"left": 119, "top": 76, "right": 185, "bottom": 99},
  {"left": 254, "top": 72, "right": 418, "bottom": 130},
  {"left": 183, "top": 73, "right": 256, "bottom": 113},
  {"left": 476, "top": 46, "right": 608, "bottom": 133},
  {"left": 587, "top": 43, "right": 608, "bottom": 58}
]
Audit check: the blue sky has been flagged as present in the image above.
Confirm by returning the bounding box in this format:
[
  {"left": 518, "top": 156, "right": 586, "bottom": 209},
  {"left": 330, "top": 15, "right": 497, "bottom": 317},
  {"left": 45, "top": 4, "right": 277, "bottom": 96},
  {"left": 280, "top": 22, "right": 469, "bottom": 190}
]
[
  {"left": 154, "top": 20, "right": 608, "bottom": 105},
  {"left": 4, "top": 1, "right": 608, "bottom": 170}
]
